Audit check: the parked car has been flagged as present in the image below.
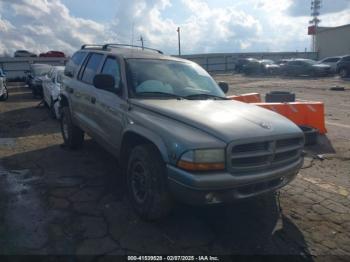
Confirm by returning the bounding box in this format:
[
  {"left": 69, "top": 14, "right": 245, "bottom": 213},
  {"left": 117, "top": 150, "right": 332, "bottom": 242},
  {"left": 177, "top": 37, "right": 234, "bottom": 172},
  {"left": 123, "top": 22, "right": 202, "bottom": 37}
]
[
  {"left": 281, "top": 59, "right": 331, "bottom": 77},
  {"left": 318, "top": 56, "right": 341, "bottom": 72},
  {"left": 28, "top": 64, "right": 52, "bottom": 97},
  {"left": 335, "top": 55, "right": 350, "bottom": 78},
  {"left": 39, "top": 51, "right": 66, "bottom": 58},
  {"left": 260, "top": 59, "right": 280, "bottom": 75},
  {"left": 276, "top": 59, "right": 291, "bottom": 66},
  {"left": 0, "top": 68, "right": 8, "bottom": 101},
  {"left": 234, "top": 58, "right": 257, "bottom": 73},
  {"left": 59, "top": 44, "right": 304, "bottom": 220},
  {"left": 42, "top": 66, "right": 65, "bottom": 118},
  {"left": 241, "top": 58, "right": 261, "bottom": 74},
  {"left": 14, "top": 50, "right": 37, "bottom": 57}
]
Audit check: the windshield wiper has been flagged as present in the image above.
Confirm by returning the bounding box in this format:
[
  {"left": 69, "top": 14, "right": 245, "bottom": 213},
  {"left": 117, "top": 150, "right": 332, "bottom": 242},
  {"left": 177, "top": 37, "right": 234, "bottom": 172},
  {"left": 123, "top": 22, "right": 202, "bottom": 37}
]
[
  {"left": 136, "top": 91, "right": 185, "bottom": 99},
  {"left": 185, "top": 93, "right": 229, "bottom": 100}
]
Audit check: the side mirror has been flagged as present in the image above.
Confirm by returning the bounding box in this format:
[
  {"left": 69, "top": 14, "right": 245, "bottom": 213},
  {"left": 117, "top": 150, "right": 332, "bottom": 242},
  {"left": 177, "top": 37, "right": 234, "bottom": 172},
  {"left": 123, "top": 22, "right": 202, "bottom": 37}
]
[
  {"left": 93, "top": 74, "right": 119, "bottom": 93},
  {"left": 218, "top": 81, "right": 229, "bottom": 94}
]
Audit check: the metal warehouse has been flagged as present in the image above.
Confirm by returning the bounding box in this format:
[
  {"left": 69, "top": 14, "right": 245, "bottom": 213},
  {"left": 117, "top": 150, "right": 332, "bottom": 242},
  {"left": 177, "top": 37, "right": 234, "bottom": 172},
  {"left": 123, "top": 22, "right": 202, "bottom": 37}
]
[{"left": 316, "top": 24, "right": 350, "bottom": 59}]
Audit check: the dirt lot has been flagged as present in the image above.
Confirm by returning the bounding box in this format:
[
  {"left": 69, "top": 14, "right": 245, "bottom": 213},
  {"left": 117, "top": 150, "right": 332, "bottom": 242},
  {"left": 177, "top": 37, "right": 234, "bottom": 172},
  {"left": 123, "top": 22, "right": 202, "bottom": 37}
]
[{"left": 0, "top": 75, "right": 350, "bottom": 259}]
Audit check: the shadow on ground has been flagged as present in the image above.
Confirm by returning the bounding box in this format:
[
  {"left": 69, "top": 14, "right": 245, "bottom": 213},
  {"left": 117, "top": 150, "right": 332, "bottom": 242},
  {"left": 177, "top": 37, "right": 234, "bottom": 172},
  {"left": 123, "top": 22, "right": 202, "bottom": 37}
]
[{"left": 0, "top": 140, "right": 313, "bottom": 258}]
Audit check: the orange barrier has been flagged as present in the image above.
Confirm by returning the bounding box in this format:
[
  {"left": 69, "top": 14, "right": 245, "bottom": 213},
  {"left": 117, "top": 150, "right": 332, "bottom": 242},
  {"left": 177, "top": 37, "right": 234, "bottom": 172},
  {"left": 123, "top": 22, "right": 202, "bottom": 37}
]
[
  {"left": 254, "top": 102, "right": 327, "bottom": 134},
  {"left": 228, "top": 93, "right": 262, "bottom": 103}
]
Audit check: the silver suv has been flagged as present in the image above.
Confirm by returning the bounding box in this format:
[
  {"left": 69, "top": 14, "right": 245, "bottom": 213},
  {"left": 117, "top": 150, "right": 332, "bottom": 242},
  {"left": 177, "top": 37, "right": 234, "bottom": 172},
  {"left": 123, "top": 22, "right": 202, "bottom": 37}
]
[{"left": 60, "top": 44, "right": 304, "bottom": 220}]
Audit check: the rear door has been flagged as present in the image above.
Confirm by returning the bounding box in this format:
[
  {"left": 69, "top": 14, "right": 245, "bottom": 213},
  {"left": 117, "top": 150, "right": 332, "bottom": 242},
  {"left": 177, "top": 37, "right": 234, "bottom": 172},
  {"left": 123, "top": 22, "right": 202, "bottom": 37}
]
[
  {"left": 63, "top": 51, "right": 88, "bottom": 116},
  {"left": 42, "top": 68, "right": 53, "bottom": 105},
  {"left": 93, "top": 56, "right": 126, "bottom": 151}
]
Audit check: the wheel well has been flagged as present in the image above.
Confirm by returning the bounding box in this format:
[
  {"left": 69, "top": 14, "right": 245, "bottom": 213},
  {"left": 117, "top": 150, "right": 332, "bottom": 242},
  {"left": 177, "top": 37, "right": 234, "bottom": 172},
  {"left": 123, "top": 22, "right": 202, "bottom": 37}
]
[
  {"left": 120, "top": 132, "right": 162, "bottom": 166},
  {"left": 60, "top": 95, "right": 69, "bottom": 107}
]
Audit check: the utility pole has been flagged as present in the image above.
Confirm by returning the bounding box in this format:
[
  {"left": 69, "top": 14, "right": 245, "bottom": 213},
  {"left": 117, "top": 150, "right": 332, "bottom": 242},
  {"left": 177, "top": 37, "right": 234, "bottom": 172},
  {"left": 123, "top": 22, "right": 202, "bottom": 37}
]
[{"left": 177, "top": 27, "right": 181, "bottom": 56}]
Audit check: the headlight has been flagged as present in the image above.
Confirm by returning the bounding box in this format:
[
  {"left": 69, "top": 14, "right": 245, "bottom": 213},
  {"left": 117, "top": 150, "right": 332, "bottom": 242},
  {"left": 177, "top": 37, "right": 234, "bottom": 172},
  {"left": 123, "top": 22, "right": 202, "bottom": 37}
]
[{"left": 177, "top": 149, "right": 225, "bottom": 171}]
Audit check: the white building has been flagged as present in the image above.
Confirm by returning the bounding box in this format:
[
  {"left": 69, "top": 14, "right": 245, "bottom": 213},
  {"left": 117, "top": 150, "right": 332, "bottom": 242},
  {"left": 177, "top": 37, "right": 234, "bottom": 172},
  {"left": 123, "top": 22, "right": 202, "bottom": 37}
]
[{"left": 316, "top": 24, "right": 350, "bottom": 59}]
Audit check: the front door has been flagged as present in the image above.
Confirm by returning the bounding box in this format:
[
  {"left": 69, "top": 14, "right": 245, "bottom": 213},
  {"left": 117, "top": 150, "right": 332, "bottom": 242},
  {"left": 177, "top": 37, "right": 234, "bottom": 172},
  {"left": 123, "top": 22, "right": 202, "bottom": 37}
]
[
  {"left": 94, "top": 56, "right": 125, "bottom": 151},
  {"left": 74, "top": 53, "right": 104, "bottom": 134}
]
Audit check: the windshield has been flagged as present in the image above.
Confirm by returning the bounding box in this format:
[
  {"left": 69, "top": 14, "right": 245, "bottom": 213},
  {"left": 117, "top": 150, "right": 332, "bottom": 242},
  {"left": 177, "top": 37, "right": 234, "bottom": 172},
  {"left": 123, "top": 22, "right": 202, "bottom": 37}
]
[
  {"left": 33, "top": 66, "right": 50, "bottom": 76},
  {"left": 127, "top": 59, "right": 225, "bottom": 99},
  {"left": 303, "top": 59, "right": 317, "bottom": 65}
]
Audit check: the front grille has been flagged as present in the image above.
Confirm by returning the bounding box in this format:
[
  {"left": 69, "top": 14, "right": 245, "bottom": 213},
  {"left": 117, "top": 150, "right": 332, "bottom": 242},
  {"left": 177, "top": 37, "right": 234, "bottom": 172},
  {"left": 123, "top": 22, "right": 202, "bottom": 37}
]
[
  {"left": 228, "top": 137, "right": 303, "bottom": 174},
  {"left": 232, "top": 142, "right": 269, "bottom": 153}
]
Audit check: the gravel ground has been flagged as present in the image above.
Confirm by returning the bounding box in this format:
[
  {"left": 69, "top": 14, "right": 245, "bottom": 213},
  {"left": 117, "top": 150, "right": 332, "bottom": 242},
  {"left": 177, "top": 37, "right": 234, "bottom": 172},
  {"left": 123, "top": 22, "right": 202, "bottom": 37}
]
[{"left": 0, "top": 76, "right": 349, "bottom": 260}]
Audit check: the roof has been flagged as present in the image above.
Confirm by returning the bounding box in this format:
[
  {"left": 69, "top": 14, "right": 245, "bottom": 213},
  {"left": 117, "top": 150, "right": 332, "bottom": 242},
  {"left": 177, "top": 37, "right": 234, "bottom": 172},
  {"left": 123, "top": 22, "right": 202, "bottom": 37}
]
[{"left": 317, "top": 24, "right": 350, "bottom": 33}]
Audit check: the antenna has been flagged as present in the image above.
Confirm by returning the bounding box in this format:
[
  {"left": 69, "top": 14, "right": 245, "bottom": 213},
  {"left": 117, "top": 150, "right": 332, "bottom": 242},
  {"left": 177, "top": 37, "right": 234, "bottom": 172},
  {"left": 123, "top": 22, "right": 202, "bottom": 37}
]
[
  {"left": 138, "top": 35, "right": 145, "bottom": 50},
  {"left": 131, "top": 22, "right": 135, "bottom": 46},
  {"left": 310, "top": 0, "right": 322, "bottom": 52}
]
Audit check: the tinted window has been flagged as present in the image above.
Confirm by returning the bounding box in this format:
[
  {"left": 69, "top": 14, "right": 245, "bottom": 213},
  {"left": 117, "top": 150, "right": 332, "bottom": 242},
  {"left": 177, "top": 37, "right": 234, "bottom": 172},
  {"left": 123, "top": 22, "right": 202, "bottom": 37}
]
[
  {"left": 64, "top": 51, "right": 88, "bottom": 77},
  {"left": 81, "top": 53, "right": 103, "bottom": 84},
  {"left": 101, "top": 57, "right": 121, "bottom": 89}
]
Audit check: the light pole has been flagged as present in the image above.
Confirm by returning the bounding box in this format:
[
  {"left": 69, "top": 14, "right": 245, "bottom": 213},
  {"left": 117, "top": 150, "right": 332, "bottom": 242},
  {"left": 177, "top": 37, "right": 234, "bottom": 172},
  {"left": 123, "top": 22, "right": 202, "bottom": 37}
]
[{"left": 177, "top": 27, "right": 181, "bottom": 56}]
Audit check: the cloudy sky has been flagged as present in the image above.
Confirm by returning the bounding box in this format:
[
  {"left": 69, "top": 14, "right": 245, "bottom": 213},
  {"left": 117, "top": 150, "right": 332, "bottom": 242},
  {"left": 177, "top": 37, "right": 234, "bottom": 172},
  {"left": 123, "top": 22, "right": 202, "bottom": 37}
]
[{"left": 0, "top": 0, "right": 349, "bottom": 56}]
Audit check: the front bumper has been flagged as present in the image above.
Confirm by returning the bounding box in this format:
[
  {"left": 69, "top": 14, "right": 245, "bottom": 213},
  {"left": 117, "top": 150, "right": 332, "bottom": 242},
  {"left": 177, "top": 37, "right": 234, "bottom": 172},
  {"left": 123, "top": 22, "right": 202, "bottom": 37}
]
[{"left": 167, "top": 157, "right": 303, "bottom": 205}]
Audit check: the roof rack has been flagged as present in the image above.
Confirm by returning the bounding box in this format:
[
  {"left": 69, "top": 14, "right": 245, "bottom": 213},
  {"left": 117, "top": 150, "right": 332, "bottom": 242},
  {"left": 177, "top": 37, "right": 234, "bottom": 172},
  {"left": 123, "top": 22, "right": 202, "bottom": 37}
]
[
  {"left": 81, "top": 44, "right": 104, "bottom": 50},
  {"left": 102, "top": 44, "right": 163, "bottom": 54}
]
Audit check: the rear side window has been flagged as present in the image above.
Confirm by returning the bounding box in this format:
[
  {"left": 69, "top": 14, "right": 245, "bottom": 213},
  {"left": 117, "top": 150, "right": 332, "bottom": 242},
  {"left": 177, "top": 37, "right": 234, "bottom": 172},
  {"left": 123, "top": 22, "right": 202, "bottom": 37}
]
[
  {"left": 323, "top": 58, "right": 340, "bottom": 63},
  {"left": 64, "top": 51, "right": 88, "bottom": 77},
  {"left": 81, "top": 53, "right": 104, "bottom": 84},
  {"left": 101, "top": 57, "right": 121, "bottom": 89},
  {"left": 343, "top": 56, "right": 350, "bottom": 62}
]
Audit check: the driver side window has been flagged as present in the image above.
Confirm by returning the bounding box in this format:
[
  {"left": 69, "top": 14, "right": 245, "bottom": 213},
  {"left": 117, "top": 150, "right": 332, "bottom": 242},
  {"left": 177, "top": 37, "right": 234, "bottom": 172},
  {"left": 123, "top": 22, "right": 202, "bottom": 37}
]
[{"left": 101, "top": 57, "right": 121, "bottom": 90}]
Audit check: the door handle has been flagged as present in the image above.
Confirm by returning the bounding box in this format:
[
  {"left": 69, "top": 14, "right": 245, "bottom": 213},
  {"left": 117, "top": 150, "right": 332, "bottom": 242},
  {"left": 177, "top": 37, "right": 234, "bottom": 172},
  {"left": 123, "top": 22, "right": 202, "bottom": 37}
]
[{"left": 90, "top": 97, "right": 96, "bottom": 104}]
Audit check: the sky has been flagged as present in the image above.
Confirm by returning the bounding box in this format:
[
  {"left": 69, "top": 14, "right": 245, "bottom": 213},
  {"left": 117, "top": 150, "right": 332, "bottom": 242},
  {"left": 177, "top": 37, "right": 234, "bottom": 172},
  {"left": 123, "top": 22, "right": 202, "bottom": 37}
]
[{"left": 0, "top": 0, "right": 349, "bottom": 56}]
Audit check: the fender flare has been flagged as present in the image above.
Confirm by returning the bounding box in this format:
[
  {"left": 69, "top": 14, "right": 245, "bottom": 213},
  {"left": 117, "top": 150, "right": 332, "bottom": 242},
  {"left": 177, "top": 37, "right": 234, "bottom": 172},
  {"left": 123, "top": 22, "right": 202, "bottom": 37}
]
[{"left": 121, "top": 125, "right": 169, "bottom": 163}]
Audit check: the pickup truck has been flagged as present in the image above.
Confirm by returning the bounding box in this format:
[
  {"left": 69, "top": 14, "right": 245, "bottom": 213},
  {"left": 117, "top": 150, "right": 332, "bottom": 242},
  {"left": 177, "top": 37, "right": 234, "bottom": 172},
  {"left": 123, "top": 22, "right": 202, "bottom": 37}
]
[{"left": 59, "top": 44, "right": 304, "bottom": 220}]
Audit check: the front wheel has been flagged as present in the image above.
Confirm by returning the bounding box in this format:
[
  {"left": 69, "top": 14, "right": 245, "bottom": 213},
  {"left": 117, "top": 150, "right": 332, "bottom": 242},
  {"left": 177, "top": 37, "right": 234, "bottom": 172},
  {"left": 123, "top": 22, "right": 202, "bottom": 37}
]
[
  {"left": 60, "top": 106, "right": 84, "bottom": 149},
  {"left": 127, "top": 144, "right": 173, "bottom": 220},
  {"left": 0, "top": 85, "right": 8, "bottom": 101},
  {"left": 339, "top": 68, "right": 348, "bottom": 78}
]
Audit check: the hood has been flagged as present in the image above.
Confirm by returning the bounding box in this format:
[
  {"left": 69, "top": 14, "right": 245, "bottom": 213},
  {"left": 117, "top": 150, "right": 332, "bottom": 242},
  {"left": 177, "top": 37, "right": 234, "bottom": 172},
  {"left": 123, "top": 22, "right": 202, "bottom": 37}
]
[
  {"left": 265, "top": 64, "right": 280, "bottom": 68},
  {"left": 313, "top": 64, "right": 331, "bottom": 69},
  {"left": 130, "top": 99, "right": 302, "bottom": 143}
]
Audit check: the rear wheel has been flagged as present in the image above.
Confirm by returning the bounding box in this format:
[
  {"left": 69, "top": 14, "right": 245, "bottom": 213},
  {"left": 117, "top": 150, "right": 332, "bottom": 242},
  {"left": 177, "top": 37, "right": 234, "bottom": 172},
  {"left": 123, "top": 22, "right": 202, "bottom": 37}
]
[
  {"left": 60, "top": 106, "right": 84, "bottom": 149},
  {"left": 339, "top": 68, "right": 348, "bottom": 78},
  {"left": 127, "top": 144, "right": 173, "bottom": 220}
]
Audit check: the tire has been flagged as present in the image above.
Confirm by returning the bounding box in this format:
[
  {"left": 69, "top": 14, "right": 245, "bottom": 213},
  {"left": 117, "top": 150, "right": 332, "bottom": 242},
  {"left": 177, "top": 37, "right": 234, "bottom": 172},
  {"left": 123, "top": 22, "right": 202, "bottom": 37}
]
[
  {"left": 49, "top": 98, "right": 56, "bottom": 119},
  {"left": 0, "top": 85, "right": 8, "bottom": 101},
  {"left": 339, "top": 68, "right": 348, "bottom": 78},
  {"left": 299, "top": 125, "right": 318, "bottom": 146},
  {"left": 127, "top": 144, "right": 173, "bottom": 221},
  {"left": 60, "top": 106, "right": 84, "bottom": 149},
  {"left": 265, "top": 91, "right": 295, "bottom": 103}
]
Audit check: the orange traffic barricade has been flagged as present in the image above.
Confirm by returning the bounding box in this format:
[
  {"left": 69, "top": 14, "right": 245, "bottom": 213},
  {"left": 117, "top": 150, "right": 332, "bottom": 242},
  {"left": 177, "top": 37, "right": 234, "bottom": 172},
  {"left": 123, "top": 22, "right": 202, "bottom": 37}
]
[
  {"left": 228, "top": 93, "right": 262, "bottom": 103},
  {"left": 254, "top": 102, "right": 327, "bottom": 134}
]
